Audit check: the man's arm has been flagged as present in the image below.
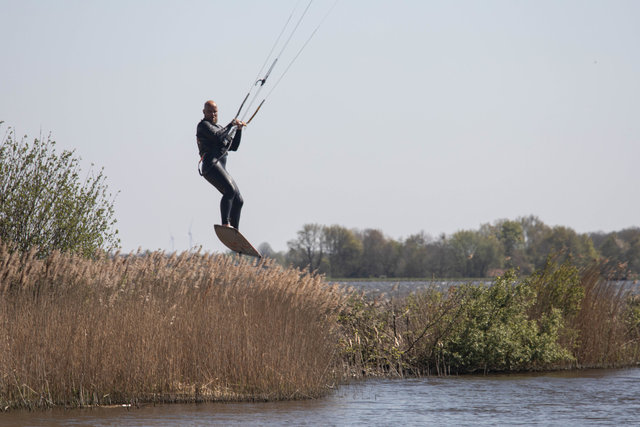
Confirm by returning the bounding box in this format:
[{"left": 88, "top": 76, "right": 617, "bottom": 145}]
[
  {"left": 197, "top": 121, "right": 233, "bottom": 142},
  {"left": 229, "top": 128, "right": 242, "bottom": 151},
  {"left": 228, "top": 119, "right": 245, "bottom": 151}
]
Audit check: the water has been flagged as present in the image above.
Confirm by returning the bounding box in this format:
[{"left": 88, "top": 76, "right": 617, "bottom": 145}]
[
  {"left": 4, "top": 368, "right": 640, "bottom": 426},
  {"left": 333, "top": 279, "right": 640, "bottom": 299},
  {"left": 333, "top": 279, "right": 491, "bottom": 298}
]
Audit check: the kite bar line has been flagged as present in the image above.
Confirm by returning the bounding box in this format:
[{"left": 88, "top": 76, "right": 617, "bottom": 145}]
[
  {"left": 203, "top": 1, "right": 337, "bottom": 173},
  {"left": 240, "top": 0, "right": 314, "bottom": 122},
  {"left": 234, "top": 0, "right": 311, "bottom": 120},
  {"left": 246, "top": 100, "right": 265, "bottom": 125},
  {"left": 241, "top": 0, "right": 339, "bottom": 125},
  {"left": 233, "top": 92, "right": 250, "bottom": 120},
  {"left": 254, "top": 3, "right": 299, "bottom": 81},
  {"left": 264, "top": 0, "right": 339, "bottom": 101}
]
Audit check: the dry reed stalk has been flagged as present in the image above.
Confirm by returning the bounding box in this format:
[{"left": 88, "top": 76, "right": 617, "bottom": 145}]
[
  {"left": 570, "top": 264, "right": 636, "bottom": 367},
  {"left": 0, "top": 242, "right": 348, "bottom": 410}
]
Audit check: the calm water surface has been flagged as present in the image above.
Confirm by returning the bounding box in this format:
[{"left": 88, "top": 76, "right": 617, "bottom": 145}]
[
  {"left": 334, "top": 279, "right": 640, "bottom": 298},
  {"left": 5, "top": 368, "right": 640, "bottom": 426}
]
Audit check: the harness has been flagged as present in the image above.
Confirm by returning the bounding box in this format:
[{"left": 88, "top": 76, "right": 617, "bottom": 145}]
[{"left": 197, "top": 126, "right": 237, "bottom": 176}]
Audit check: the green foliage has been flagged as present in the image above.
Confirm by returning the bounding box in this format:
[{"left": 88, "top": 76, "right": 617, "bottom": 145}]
[
  {"left": 533, "top": 226, "right": 598, "bottom": 269},
  {"left": 396, "top": 232, "right": 430, "bottom": 278},
  {"left": 337, "top": 266, "right": 612, "bottom": 376},
  {"left": 449, "top": 229, "right": 502, "bottom": 278},
  {"left": 337, "top": 258, "right": 640, "bottom": 376},
  {"left": 526, "top": 258, "right": 584, "bottom": 320},
  {"left": 591, "top": 228, "right": 640, "bottom": 279},
  {"left": 324, "top": 225, "right": 363, "bottom": 277},
  {"left": 0, "top": 124, "right": 119, "bottom": 257},
  {"left": 497, "top": 220, "right": 526, "bottom": 269},
  {"left": 441, "top": 271, "right": 572, "bottom": 373},
  {"left": 499, "top": 220, "right": 524, "bottom": 257},
  {"left": 357, "top": 228, "right": 399, "bottom": 277}
]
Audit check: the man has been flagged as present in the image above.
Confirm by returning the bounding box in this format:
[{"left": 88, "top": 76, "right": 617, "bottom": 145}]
[{"left": 197, "top": 100, "right": 246, "bottom": 229}]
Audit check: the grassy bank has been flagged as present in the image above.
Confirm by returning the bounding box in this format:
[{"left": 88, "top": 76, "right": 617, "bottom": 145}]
[{"left": 1, "top": 243, "right": 639, "bottom": 411}]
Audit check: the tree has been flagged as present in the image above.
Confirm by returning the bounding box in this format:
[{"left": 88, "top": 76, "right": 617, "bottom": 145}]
[
  {"left": 397, "top": 232, "right": 431, "bottom": 278},
  {"left": 595, "top": 228, "right": 640, "bottom": 279},
  {"left": 425, "top": 233, "right": 455, "bottom": 277},
  {"left": 536, "top": 226, "right": 597, "bottom": 269},
  {"left": 449, "top": 230, "right": 502, "bottom": 278},
  {"left": 357, "top": 229, "right": 397, "bottom": 277},
  {"left": 599, "top": 234, "right": 625, "bottom": 262},
  {"left": 490, "top": 219, "right": 531, "bottom": 272},
  {"left": 286, "top": 223, "right": 325, "bottom": 273},
  {"left": 0, "top": 124, "right": 119, "bottom": 256},
  {"left": 323, "top": 225, "right": 362, "bottom": 278},
  {"left": 520, "top": 215, "right": 552, "bottom": 272},
  {"left": 499, "top": 220, "right": 524, "bottom": 257}
]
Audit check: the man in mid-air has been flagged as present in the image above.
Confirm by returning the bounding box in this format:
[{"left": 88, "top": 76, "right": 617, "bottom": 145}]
[{"left": 196, "top": 100, "right": 246, "bottom": 230}]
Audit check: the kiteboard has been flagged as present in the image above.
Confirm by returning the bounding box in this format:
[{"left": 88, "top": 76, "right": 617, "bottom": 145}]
[{"left": 214, "top": 225, "right": 262, "bottom": 258}]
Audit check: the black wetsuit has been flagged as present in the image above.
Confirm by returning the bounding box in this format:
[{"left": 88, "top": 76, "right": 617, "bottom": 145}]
[{"left": 196, "top": 119, "right": 244, "bottom": 229}]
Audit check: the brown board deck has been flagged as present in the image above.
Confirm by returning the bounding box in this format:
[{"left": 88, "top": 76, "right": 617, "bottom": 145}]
[{"left": 214, "top": 225, "right": 262, "bottom": 258}]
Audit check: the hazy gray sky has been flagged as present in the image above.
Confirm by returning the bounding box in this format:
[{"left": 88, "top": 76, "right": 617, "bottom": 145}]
[{"left": 2, "top": 0, "right": 639, "bottom": 253}]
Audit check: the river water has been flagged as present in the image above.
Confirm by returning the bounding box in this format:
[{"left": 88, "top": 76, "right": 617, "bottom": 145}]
[
  {"left": 333, "top": 279, "right": 640, "bottom": 299},
  {"left": 4, "top": 368, "right": 640, "bottom": 426}
]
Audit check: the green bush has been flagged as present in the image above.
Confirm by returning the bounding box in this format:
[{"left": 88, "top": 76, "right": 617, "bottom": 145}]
[
  {"left": 526, "top": 257, "right": 584, "bottom": 319},
  {"left": 0, "top": 123, "right": 119, "bottom": 257},
  {"left": 441, "top": 271, "right": 572, "bottom": 373},
  {"left": 522, "top": 258, "right": 585, "bottom": 356}
]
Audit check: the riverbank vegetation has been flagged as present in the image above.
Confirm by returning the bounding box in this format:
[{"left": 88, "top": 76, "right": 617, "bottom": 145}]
[
  {"left": 340, "top": 260, "right": 640, "bottom": 376},
  {"left": 1, "top": 243, "right": 639, "bottom": 410},
  {"left": 275, "top": 220, "right": 640, "bottom": 280},
  {"left": 0, "top": 243, "right": 346, "bottom": 410}
]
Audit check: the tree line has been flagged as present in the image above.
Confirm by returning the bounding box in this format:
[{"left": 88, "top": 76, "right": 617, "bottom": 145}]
[{"left": 259, "top": 216, "right": 640, "bottom": 279}]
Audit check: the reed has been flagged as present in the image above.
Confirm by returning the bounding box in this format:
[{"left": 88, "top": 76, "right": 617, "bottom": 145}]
[
  {"left": 0, "top": 243, "right": 346, "bottom": 410},
  {"left": 570, "top": 264, "right": 639, "bottom": 367}
]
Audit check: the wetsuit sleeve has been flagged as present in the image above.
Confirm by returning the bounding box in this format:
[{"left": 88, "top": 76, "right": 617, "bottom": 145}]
[
  {"left": 197, "top": 121, "right": 234, "bottom": 157},
  {"left": 197, "top": 121, "right": 232, "bottom": 141},
  {"left": 229, "top": 128, "right": 242, "bottom": 151}
]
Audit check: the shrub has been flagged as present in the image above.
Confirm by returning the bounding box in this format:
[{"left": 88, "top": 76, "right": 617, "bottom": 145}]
[
  {"left": 0, "top": 123, "right": 119, "bottom": 257},
  {"left": 440, "top": 271, "right": 572, "bottom": 373}
]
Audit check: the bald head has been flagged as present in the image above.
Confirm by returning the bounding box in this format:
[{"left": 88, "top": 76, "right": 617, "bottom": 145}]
[{"left": 203, "top": 100, "right": 218, "bottom": 124}]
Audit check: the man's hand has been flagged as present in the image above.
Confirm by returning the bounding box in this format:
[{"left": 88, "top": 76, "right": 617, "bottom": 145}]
[{"left": 232, "top": 118, "right": 246, "bottom": 129}]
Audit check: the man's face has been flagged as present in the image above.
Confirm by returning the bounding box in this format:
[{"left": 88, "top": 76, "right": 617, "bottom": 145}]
[{"left": 203, "top": 102, "right": 218, "bottom": 124}]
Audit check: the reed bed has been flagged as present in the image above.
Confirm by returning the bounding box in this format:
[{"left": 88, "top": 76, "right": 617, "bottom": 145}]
[{"left": 0, "top": 243, "right": 347, "bottom": 410}]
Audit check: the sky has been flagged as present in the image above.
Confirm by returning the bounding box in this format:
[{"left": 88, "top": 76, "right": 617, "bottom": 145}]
[{"left": 1, "top": 0, "right": 639, "bottom": 253}]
